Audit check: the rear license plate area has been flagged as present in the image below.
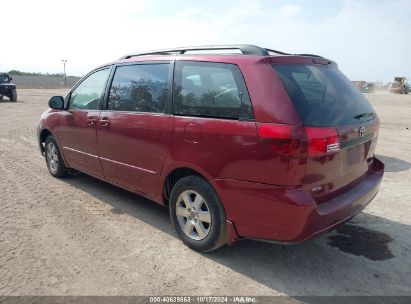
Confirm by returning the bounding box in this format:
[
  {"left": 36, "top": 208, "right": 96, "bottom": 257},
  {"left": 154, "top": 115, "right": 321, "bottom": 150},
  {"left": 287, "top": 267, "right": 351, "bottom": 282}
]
[{"left": 347, "top": 145, "right": 362, "bottom": 166}]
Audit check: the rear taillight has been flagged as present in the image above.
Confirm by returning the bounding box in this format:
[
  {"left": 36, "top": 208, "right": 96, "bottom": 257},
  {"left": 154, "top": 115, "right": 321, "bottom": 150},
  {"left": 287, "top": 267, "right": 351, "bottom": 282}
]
[
  {"left": 257, "top": 124, "right": 341, "bottom": 158},
  {"left": 305, "top": 127, "right": 340, "bottom": 157},
  {"left": 258, "top": 124, "right": 293, "bottom": 139},
  {"left": 257, "top": 124, "right": 304, "bottom": 156}
]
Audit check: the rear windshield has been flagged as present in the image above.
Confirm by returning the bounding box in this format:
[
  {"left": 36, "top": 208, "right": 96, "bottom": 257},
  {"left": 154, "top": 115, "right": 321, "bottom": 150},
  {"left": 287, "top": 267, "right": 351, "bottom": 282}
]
[{"left": 273, "top": 64, "right": 376, "bottom": 126}]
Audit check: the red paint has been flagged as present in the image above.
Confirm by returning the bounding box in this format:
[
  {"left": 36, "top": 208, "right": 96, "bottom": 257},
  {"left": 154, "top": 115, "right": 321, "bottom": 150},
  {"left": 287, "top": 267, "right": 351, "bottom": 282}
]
[
  {"left": 212, "top": 157, "right": 383, "bottom": 242},
  {"left": 226, "top": 220, "right": 240, "bottom": 245},
  {"left": 38, "top": 52, "right": 384, "bottom": 244},
  {"left": 58, "top": 109, "right": 104, "bottom": 177},
  {"left": 303, "top": 119, "right": 381, "bottom": 205},
  {"left": 96, "top": 112, "right": 173, "bottom": 197}
]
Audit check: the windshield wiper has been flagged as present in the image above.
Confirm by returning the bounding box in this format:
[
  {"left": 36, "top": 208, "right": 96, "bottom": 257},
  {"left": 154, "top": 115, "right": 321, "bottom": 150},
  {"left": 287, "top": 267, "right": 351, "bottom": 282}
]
[{"left": 353, "top": 112, "right": 375, "bottom": 120}]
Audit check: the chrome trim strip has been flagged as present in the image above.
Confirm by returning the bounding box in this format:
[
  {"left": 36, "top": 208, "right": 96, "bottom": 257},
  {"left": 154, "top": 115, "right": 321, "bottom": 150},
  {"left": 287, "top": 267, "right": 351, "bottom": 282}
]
[
  {"left": 99, "top": 157, "right": 156, "bottom": 175},
  {"left": 340, "top": 133, "right": 375, "bottom": 149},
  {"left": 326, "top": 143, "right": 341, "bottom": 152},
  {"left": 62, "top": 147, "right": 156, "bottom": 175},
  {"left": 63, "top": 147, "right": 99, "bottom": 158}
]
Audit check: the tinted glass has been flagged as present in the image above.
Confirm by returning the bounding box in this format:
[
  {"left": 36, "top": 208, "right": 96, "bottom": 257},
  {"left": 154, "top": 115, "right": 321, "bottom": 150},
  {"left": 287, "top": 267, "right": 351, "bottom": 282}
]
[
  {"left": 108, "top": 64, "right": 170, "bottom": 113},
  {"left": 70, "top": 69, "right": 110, "bottom": 110},
  {"left": 174, "top": 62, "right": 253, "bottom": 119},
  {"left": 0, "top": 75, "right": 9, "bottom": 82},
  {"left": 273, "top": 64, "right": 376, "bottom": 126}
]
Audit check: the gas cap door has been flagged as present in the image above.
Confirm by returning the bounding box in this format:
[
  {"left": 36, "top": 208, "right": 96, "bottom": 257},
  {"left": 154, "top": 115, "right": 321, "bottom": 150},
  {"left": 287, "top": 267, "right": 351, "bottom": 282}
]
[{"left": 184, "top": 123, "right": 202, "bottom": 143}]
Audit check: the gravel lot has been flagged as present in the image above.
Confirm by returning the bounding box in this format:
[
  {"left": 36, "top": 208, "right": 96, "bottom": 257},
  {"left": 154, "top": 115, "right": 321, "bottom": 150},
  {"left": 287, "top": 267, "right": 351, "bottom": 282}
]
[{"left": 0, "top": 89, "right": 410, "bottom": 296}]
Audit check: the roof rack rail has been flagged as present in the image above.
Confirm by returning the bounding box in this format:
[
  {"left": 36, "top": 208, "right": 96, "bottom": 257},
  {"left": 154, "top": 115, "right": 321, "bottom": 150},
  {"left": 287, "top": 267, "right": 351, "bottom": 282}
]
[
  {"left": 120, "top": 44, "right": 271, "bottom": 59},
  {"left": 119, "top": 45, "right": 325, "bottom": 60}
]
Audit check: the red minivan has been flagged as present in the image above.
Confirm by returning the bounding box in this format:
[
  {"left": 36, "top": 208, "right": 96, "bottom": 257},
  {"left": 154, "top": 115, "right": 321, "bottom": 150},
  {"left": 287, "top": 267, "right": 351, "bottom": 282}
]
[{"left": 37, "top": 45, "right": 384, "bottom": 252}]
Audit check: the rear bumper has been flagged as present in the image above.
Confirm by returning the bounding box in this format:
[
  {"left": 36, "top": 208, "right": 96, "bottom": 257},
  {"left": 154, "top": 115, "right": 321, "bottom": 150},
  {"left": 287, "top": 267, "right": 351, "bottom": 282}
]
[{"left": 212, "top": 157, "right": 384, "bottom": 243}]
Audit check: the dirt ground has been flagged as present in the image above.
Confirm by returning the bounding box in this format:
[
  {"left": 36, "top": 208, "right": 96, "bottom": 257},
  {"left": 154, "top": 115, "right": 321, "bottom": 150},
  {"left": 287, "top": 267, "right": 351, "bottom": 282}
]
[{"left": 0, "top": 89, "right": 410, "bottom": 296}]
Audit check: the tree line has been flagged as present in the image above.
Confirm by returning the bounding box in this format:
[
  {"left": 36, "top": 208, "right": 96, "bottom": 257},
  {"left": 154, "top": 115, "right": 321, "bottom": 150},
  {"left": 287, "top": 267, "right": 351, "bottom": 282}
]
[{"left": 7, "top": 70, "right": 66, "bottom": 77}]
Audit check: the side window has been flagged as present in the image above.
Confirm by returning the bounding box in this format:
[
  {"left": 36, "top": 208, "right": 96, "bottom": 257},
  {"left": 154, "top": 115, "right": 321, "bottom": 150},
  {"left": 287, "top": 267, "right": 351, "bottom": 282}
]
[
  {"left": 108, "top": 63, "right": 170, "bottom": 113},
  {"left": 174, "top": 61, "right": 253, "bottom": 119},
  {"left": 69, "top": 68, "right": 110, "bottom": 110}
]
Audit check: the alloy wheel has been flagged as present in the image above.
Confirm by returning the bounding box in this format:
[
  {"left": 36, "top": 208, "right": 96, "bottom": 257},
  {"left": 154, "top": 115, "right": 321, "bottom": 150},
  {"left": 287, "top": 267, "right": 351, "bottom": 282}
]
[
  {"left": 46, "top": 142, "right": 59, "bottom": 174},
  {"left": 175, "top": 190, "right": 212, "bottom": 241}
]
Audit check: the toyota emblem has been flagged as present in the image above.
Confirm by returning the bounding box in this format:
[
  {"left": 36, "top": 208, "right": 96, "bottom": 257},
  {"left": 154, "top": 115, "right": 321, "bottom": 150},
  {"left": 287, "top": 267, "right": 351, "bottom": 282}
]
[{"left": 359, "top": 126, "right": 365, "bottom": 138}]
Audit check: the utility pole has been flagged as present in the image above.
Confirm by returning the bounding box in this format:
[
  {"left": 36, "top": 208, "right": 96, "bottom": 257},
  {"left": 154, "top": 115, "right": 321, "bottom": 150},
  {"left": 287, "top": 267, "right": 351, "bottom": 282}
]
[{"left": 61, "top": 59, "right": 67, "bottom": 86}]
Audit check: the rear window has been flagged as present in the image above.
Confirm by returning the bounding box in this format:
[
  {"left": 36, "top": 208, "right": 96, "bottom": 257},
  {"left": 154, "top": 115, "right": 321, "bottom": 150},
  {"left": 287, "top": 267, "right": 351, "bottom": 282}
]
[{"left": 273, "top": 64, "right": 376, "bottom": 126}]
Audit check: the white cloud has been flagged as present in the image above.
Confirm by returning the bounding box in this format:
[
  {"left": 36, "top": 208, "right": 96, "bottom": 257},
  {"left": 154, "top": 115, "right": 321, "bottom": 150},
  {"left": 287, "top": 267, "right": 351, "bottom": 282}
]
[
  {"left": 0, "top": 0, "right": 410, "bottom": 82},
  {"left": 278, "top": 4, "right": 303, "bottom": 17}
]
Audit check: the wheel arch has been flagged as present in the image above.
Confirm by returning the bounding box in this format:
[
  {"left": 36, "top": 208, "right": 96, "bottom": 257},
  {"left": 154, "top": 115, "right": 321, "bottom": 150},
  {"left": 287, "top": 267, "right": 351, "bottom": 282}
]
[
  {"left": 161, "top": 166, "right": 212, "bottom": 206},
  {"left": 39, "top": 128, "right": 53, "bottom": 155},
  {"left": 166, "top": 167, "right": 234, "bottom": 251}
]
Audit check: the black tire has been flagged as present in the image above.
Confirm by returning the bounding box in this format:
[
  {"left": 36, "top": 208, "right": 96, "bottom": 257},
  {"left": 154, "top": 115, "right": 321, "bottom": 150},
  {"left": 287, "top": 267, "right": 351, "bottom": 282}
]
[
  {"left": 169, "top": 175, "right": 227, "bottom": 252},
  {"left": 44, "top": 135, "right": 68, "bottom": 178},
  {"left": 0, "top": 95, "right": 3, "bottom": 101},
  {"left": 10, "top": 89, "right": 17, "bottom": 102}
]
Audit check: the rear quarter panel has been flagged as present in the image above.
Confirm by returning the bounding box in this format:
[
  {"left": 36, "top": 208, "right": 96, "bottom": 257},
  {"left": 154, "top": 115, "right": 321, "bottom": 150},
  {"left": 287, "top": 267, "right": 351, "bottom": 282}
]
[
  {"left": 155, "top": 56, "right": 307, "bottom": 202},
  {"left": 237, "top": 58, "right": 301, "bottom": 124}
]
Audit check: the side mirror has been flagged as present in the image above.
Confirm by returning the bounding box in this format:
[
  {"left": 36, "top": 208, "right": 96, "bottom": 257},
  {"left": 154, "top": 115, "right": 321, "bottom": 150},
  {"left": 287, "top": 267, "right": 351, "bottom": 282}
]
[
  {"left": 49, "top": 96, "right": 65, "bottom": 110},
  {"left": 9, "top": 76, "right": 12, "bottom": 81}
]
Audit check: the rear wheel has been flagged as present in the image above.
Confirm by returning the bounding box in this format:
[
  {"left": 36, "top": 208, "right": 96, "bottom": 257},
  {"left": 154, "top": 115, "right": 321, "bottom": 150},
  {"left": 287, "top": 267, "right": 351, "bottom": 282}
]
[
  {"left": 45, "top": 136, "right": 68, "bottom": 178},
  {"left": 10, "top": 89, "right": 17, "bottom": 102},
  {"left": 169, "top": 175, "right": 227, "bottom": 252},
  {"left": 0, "top": 95, "right": 3, "bottom": 101}
]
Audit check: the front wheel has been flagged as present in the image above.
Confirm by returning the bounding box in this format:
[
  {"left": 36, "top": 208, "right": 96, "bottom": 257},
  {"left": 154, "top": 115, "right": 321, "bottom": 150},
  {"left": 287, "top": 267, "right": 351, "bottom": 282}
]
[
  {"left": 45, "top": 136, "right": 68, "bottom": 178},
  {"left": 10, "top": 89, "right": 17, "bottom": 102},
  {"left": 169, "top": 175, "right": 227, "bottom": 252}
]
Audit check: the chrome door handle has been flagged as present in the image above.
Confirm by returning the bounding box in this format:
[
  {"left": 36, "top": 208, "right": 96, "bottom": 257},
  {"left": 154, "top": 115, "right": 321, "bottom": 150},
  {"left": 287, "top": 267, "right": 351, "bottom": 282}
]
[
  {"left": 99, "top": 119, "right": 110, "bottom": 127},
  {"left": 87, "top": 118, "right": 96, "bottom": 126}
]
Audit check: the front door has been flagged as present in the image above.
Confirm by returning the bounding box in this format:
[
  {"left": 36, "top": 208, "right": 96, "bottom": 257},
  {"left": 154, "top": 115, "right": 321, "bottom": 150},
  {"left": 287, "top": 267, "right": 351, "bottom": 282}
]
[
  {"left": 97, "top": 62, "right": 173, "bottom": 196},
  {"left": 58, "top": 68, "right": 111, "bottom": 177}
]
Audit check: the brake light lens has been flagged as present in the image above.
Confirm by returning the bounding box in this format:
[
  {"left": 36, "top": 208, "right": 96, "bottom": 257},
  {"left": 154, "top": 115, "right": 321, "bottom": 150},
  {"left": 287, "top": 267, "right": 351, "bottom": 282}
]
[
  {"left": 258, "top": 124, "right": 293, "bottom": 139},
  {"left": 305, "top": 127, "right": 340, "bottom": 157},
  {"left": 257, "top": 124, "right": 341, "bottom": 157},
  {"left": 257, "top": 124, "right": 304, "bottom": 156}
]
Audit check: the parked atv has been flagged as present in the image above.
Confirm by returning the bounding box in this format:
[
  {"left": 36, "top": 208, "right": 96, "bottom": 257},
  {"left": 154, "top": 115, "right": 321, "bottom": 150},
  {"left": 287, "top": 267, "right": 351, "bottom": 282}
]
[{"left": 0, "top": 73, "right": 17, "bottom": 101}]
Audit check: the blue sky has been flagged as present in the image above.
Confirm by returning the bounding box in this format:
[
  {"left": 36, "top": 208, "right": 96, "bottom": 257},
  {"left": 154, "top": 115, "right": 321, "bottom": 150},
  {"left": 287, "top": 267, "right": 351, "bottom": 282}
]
[{"left": 1, "top": 0, "right": 410, "bottom": 82}]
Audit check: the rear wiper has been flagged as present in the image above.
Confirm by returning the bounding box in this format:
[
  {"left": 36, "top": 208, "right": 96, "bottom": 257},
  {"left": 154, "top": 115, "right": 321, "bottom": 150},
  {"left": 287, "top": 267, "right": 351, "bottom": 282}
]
[{"left": 353, "top": 112, "right": 375, "bottom": 120}]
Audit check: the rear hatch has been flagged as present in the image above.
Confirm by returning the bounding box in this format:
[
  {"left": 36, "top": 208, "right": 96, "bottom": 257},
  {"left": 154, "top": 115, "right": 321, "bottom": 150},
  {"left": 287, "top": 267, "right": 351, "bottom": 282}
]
[{"left": 272, "top": 60, "right": 380, "bottom": 203}]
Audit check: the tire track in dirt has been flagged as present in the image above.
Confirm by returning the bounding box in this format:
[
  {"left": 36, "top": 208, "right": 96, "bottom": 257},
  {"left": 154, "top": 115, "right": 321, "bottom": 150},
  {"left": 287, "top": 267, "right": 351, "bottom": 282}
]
[
  {"left": 0, "top": 141, "right": 132, "bottom": 294},
  {"left": 0, "top": 136, "right": 230, "bottom": 295},
  {"left": 0, "top": 91, "right": 251, "bottom": 295}
]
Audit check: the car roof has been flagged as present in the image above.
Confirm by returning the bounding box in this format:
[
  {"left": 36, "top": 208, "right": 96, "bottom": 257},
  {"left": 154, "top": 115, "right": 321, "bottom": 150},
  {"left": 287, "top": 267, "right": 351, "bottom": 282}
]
[
  {"left": 119, "top": 44, "right": 285, "bottom": 59},
  {"left": 95, "top": 44, "right": 336, "bottom": 71}
]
